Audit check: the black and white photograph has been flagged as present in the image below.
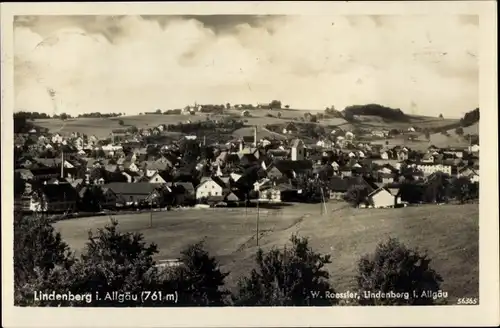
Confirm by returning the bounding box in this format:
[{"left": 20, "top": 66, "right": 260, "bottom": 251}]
[{"left": 2, "top": 1, "right": 498, "bottom": 327}]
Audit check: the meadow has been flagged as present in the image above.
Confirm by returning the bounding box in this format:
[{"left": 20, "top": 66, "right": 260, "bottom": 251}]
[
  {"left": 54, "top": 202, "right": 479, "bottom": 303},
  {"left": 34, "top": 109, "right": 462, "bottom": 143}
]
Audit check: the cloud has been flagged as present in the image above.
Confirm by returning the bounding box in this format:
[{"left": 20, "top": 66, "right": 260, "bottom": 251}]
[{"left": 14, "top": 15, "right": 478, "bottom": 117}]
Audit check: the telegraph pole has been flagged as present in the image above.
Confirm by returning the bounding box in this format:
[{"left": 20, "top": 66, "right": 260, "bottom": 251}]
[
  {"left": 256, "top": 198, "right": 260, "bottom": 247},
  {"left": 149, "top": 200, "right": 153, "bottom": 228}
]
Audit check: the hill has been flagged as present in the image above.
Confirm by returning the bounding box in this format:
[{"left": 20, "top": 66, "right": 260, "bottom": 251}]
[
  {"left": 54, "top": 202, "right": 479, "bottom": 302},
  {"left": 343, "top": 104, "right": 410, "bottom": 122}
]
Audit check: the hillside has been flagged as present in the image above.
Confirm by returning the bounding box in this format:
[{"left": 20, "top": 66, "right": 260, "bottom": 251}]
[
  {"left": 54, "top": 203, "right": 479, "bottom": 303},
  {"left": 343, "top": 104, "right": 410, "bottom": 122}
]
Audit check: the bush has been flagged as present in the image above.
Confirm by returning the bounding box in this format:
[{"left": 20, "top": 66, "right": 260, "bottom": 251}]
[
  {"left": 170, "top": 241, "right": 230, "bottom": 306},
  {"left": 233, "top": 234, "right": 337, "bottom": 306},
  {"left": 356, "top": 238, "right": 444, "bottom": 305},
  {"left": 343, "top": 185, "right": 371, "bottom": 207}
]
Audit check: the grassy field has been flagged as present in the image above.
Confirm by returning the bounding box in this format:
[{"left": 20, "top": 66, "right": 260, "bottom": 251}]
[
  {"left": 34, "top": 110, "right": 462, "bottom": 141},
  {"left": 54, "top": 202, "right": 479, "bottom": 303}
]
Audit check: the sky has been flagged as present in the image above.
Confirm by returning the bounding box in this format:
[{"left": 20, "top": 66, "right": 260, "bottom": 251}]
[{"left": 13, "top": 15, "right": 479, "bottom": 117}]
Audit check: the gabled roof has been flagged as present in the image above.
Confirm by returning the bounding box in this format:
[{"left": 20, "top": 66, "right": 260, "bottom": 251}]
[
  {"left": 102, "top": 182, "right": 162, "bottom": 196},
  {"left": 290, "top": 139, "right": 304, "bottom": 148},
  {"left": 39, "top": 183, "right": 79, "bottom": 202},
  {"left": 174, "top": 182, "right": 195, "bottom": 194}
]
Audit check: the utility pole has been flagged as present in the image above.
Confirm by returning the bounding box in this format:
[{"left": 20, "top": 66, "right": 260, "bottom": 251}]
[
  {"left": 149, "top": 200, "right": 153, "bottom": 228},
  {"left": 256, "top": 198, "right": 260, "bottom": 247}
]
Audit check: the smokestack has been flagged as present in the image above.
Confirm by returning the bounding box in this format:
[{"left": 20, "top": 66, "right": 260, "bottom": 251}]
[
  {"left": 60, "top": 151, "right": 64, "bottom": 178},
  {"left": 239, "top": 139, "right": 244, "bottom": 152},
  {"left": 254, "top": 126, "right": 257, "bottom": 147}
]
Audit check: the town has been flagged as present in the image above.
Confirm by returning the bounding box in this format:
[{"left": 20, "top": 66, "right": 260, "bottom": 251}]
[{"left": 14, "top": 104, "right": 480, "bottom": 216}]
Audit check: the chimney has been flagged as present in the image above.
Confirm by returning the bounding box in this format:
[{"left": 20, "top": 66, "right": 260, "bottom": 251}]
[{"left": 239, "top": 140, "right": 244, "bottom": 152}]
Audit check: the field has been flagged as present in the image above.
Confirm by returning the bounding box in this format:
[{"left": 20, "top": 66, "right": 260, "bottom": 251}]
[
  {"left": 34, "top": 110, "right": 462, "bottom": 142},
  {"left": 54, "top": 202, "right": 479, "bottom": 302}
]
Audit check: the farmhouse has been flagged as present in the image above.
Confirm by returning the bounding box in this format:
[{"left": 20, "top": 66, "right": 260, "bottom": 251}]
[
  {"left": 195, "top": 177, "right": 230, "bottom": 199},
  {"left": 102, "top": 182, "right": 163, "bottom": 206},
  {"left": 28, "top": 183, "right": 79, "bottom": 213},
  {"left": 365, "top": 186, "right": 401, "bottom": 208}
]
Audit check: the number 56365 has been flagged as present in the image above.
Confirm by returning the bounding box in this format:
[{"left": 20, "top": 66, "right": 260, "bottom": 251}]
[{"left": 457, "top": 297, "right": 478, "bottom": 305}]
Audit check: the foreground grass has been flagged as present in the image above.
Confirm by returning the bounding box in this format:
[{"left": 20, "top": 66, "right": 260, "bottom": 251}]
[{"left": 54, "top": 202, "right": 478, "bottom": 303}]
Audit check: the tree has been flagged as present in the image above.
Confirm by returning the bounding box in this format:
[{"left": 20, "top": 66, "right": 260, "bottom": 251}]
[
  {"left": 455, "top": 127, "right": 464, "bottom": 136},
  {"left": 118, "top": 119, "right": 124, "bottom": 126},
  {"left": 14, "top": 213, "right": 75, "bottom": 305},
  {"left": 343, "top": 185, "right": 371, "bottom": 207},
  {"left": 234, "top": 234, "right": 336, "bottom": 306},
  {"left": 14, "top": 172, "right": 25, "bottom": 197},
  {"left": 226, "top": 103, "right": 231, "bottom": 109},
  {"left": 79, "top": 185, "right": 105, "bottom": 212},
  {"left": 277, "top": 112, "right": 282, "bottom": 119},
  {"left": 270, "top": 100, "right": 282, "bottom": 109},
  {"left": 60, "top": 113, "right": 70, "bottom": 120},
  {"left": 171, "top": 241, "right": 230, "bottom": 306},
  {"left": 285, "top": 105, "right": 290, "bottom": 109},
  {"left": 439, "top": 113, "right": 444, "bottom": 119},
  {"left": 356, "top": 238, "right": 444, "bottom": 305},
  {"left": 450, "top": 176, "right": 473, "bottom": 204},
  {"left": 155, "top": 109, "right": 162, "bottom": 114}
]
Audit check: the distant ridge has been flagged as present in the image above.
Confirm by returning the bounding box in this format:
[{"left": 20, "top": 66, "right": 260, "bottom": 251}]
[{"left": 342, "top": 104, "right": 409, "bottom": 122}]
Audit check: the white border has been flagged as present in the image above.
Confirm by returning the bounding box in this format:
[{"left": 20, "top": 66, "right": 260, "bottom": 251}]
[{"left": 2, "top": 2, "right": 498, "bottom": 327}]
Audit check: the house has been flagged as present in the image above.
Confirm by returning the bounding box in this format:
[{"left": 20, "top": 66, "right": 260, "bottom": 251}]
[
  {"left": 15, "top": 169, "right": 34, "bottom": 181},
  {"left": 380, "top": 151, "right": 390, "bottom": 160},
  {"left": 364, "top": 187, "right": 401, "bottom": 208},
  {"left": 224, "top": 190, "right": 246, "bottom": 204},
  {"left": 122, "top": 170, "right": 141, "bottom": 183},
  {"left": 259, "top": 183, "right": 295, "bottom": 202},
  {"left": 51, "top": 133, "right": 64, "bottom": 144},
  {"left": 458, "top": 166, "right": 480, "bottom": 183},
  {"left": 30, "top": 167, "right": 61, "bottom": 181},
  {"left": 379, "top": 173, "right": 395, "bottom": 184},
  {"left": 328, "top": 177, "right": 350, "bottom": 200},
  {"left": 29, "top": 183, "right": 79, "bottom": 213},
  {"left": 102, "top": 182, "right": 163, "bottom": 206},
  {"left": 421, "top": 153, "right": 435, "bottom": 163},
  {"left": 290, "top": 139, "right": 305, "bottom": 161},
  {"left": 148, "top": 171, "right": 170, "bottom": 184},
  {"left": 282, "top": 122, "right": 298, "bottom": 134},
  {"left": 328, "top": 176, "right": 378, "bottom": 200},
  {"left": 124, "top": 162, "right": 140, "bottom": 172},
  {"left": 101, "top": 187, "right": 119, "bottom": 208},
  {"left": 469, "top": 144, "right": 480, "bottom": 153},
  {"left": 196, "top": 176, "right": 230, "bottom": 199},
  {"left": 416, "top": 163, "right": 453, "bottom": 176}
]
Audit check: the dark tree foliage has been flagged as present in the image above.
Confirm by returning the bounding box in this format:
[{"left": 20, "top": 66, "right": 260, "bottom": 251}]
[
  {"left": 14, "top": 213, "right": 75, "bottom": 306},
  {"left": 170, "top": 241, "right": 230, "bottom": 306},
  {"left": 343, "top": 104, "right": 409, "bottom": 122},
  {"left": 356, "top": 238, "right": 444, "bottom": 305},
  {"left": 234, "top": 234, "right": 337, "bottom": 306},
  {"left": 343, "top": 185, "right": 371, "bottom": 207},
  {"left": 460, "top": 108, "right": 479, "bottom": 127}
]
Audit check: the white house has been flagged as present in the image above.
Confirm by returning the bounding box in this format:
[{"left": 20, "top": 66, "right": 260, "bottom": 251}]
[
  {"left": 148, "top": 172, "right": 168, "bottom": 184},
  {"left": 416, "top": 163, "right": 452, "bottom": 176},
  {"left": 365, "top": 187, "right": 400, "bottom": 208},
  {"left": 51, "top": 133, "right": 63, "bottom": 144},
  {"left": 469, "top": 144, "right": 480, "bottom": 153},
  {"left": 195, "top": 177, "right": 229, "bottom": 199}
]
